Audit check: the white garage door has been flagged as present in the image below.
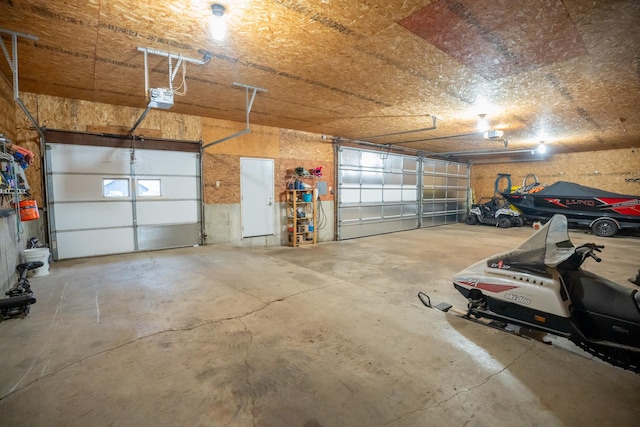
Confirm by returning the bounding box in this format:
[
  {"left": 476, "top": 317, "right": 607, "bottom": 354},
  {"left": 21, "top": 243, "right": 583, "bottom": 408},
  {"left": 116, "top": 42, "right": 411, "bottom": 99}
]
[{"left": 45, "top": 131, "right": 201, "bottom": 260}]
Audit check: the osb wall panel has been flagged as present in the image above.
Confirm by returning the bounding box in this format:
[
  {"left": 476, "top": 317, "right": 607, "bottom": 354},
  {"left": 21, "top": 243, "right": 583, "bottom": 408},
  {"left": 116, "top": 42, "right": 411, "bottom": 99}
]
[
  {"left": 278, "top": 129, "right": 334, "bottom": 203},
  {"left": 279, "top": 130, "right": 333, "bottom": 162},
  {"left": 13, "top": 95, "right": 43, "bottom": 207},
  {"left": 470, "top": 148, "right": 640, "bottom": 202},
  {"left": 0, "top": 73, "right": 16, "bottom": 142},
  {"left": 277, "top": 158, "right": 334, "bottom": 204},
  {"left": 23, "top": 93, "right": 202, "bottom": 141},
  {"left": 202, "top": 118, "right": 279, "bottom": 158},
  {"left": 203, "top": 128, "right": 336, "bottom": 205},
  {"left": 11, "top": 93, "right": 337, "bottom": 211},
  {"left": 203, "top": 153, "right": 241, "bottom": 204}
]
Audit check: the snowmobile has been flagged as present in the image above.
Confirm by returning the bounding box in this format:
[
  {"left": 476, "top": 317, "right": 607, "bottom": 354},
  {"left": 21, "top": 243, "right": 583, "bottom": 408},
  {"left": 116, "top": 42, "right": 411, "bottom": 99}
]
[
  {"left": 465, "top": 197, "right": 523, "bottom": 228},
  {"left": 428, "top": 214, "right": 640, "bottom": 373}
]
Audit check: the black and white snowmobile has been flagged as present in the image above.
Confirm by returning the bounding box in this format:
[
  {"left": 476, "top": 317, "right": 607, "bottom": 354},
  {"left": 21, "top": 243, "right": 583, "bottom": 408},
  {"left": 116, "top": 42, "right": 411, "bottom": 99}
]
[{"left": 451, "top": 214, "right": 640, "bottom": 373}]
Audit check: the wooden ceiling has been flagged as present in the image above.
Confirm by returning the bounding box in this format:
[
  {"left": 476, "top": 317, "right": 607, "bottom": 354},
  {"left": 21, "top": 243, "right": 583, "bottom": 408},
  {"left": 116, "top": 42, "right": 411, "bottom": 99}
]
[{"left": 1, "top": 0, "right": 639, "bottom": 162}]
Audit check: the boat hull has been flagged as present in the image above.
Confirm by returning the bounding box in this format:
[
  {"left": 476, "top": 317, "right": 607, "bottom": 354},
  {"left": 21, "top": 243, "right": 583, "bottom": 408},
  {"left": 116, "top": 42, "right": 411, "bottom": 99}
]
[{"left": 501, "top": 182, "right": 640, "bottom": 230}]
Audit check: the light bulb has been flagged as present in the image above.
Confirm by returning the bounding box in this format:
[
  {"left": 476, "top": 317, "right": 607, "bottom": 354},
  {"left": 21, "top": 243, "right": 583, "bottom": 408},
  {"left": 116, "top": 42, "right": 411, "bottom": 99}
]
[
  {"left": 537, "top": 143, "right": 546, "bottom": 154},
  {"left": 210, "top": 4, "right": 227, "bottom": 41},
  {"left": 477, "top": 115, "right": 489, "bottom": 132}
]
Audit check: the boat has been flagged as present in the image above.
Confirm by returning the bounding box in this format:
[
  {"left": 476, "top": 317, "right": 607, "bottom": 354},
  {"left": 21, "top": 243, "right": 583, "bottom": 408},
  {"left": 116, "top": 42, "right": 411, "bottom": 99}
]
[{"left": 501, "top": 181, "right": 640, "bottom": 237}]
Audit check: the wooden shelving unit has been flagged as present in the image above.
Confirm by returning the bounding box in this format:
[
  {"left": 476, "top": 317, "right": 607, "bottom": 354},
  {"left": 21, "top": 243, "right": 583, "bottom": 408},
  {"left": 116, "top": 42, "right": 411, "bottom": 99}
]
[{"left": 286, "top": 189, "right": 316, "bottom": 247}]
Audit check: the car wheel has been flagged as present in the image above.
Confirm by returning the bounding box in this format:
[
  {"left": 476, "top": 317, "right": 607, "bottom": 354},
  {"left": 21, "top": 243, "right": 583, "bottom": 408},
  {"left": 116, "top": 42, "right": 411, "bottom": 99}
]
[
  {"left": 466, "top": 215, "right": 478, "bottom": 225},
  {"left": 591, "top": 219, "right": 618, "bottom": 237},
  {"left": 498, "top": 217, "right": 511, "bottom": 228}
]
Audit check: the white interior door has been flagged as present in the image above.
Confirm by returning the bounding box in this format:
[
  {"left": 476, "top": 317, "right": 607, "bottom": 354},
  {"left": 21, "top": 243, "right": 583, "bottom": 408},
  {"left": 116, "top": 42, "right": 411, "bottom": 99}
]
[{"left": 240, "top": 158, "right": 274, "bottom": 237}]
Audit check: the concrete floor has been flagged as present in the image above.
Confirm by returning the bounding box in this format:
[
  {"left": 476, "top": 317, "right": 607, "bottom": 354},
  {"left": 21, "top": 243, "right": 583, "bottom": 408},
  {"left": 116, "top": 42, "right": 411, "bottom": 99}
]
[{"left": 0, "top": 223, "right": 639, "bottom": 426}]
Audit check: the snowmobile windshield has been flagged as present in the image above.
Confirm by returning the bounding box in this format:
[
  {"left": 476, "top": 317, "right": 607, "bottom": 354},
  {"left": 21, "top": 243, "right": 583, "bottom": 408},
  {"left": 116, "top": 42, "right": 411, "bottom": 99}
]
[{"left": 486, "top": 214, "right": 574, "bottom": 275}]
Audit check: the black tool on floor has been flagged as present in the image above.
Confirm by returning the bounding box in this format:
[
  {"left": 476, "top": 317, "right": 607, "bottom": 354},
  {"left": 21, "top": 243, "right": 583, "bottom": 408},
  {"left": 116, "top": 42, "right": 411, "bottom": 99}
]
[{"left": 0, "top": 261, "right": 41, "bottom": 321}]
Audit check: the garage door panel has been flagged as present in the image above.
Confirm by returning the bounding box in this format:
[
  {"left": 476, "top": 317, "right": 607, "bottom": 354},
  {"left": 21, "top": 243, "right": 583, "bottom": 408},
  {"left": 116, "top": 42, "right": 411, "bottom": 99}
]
[
  {"left": 136, "top": 176, "right": 197, "bottom": 199},
  {"left": 135, "top": 150, "right": 197, "bottom": 175},
  {"left": 338, "top": 147, "right": 468, "bottom": 240},
  {"left": 56, "top": 228, "right": 135, "bottom": 259},
  {"left": 137, "top": 223, "right": 200, "bottom": 251},
  {"left": 136, "top": 200, "right": 198, "bottom": 225},
  {"left": 54, "top": 202, "right": 133, "bottom": 230},
  {"left": 50, "top": 145, "right": 130, "bottom": 174},
  {"left": 52, "top": 174, "right": 129, "bottom": 202}
]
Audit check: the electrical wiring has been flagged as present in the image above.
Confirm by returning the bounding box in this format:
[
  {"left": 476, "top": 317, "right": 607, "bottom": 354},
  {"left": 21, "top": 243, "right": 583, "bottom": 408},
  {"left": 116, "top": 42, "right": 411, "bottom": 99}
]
[
  {"left": 171, "top": 61, "right": 187, "bottom": 96},
  {"left": 316, "top": 194, "right": 327, "bottom": 231}
]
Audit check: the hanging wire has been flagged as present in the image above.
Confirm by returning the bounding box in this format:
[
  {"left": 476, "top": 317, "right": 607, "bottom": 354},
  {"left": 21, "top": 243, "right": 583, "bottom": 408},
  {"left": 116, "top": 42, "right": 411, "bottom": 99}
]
[{"left": 172, "top": 61, "right": 188, "bottom": 96}]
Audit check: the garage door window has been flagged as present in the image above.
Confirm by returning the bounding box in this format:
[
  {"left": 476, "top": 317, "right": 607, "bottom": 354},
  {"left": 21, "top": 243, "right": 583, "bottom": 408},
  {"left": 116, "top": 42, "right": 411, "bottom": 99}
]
[{"left": 103, "top": 178, "right": 130, "bottom": 198}]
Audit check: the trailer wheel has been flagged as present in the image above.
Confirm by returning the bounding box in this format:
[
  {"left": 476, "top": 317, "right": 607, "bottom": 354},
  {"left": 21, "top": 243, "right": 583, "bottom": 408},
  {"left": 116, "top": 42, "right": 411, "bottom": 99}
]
[
  {"left": 466, "top": 215, "right": 478, "bottom": 225},
  {"left": 591, "top": 219, "right": 618, "bottom": 237},
  {"left": 498, "top": 217, "right": 511, "bottom": 228}
]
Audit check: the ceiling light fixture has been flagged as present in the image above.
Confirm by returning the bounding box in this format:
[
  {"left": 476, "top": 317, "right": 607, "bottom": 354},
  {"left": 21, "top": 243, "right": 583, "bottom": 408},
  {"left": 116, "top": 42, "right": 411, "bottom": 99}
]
[
  {"left": 211, "top": 3, "right": 225, "bottom": 16},
  {"left": 210, "top": 4, "right": 227, "bottom": 41},
  {"left": 477, "top": 114, "right": 490, "bottom": 132},
  {"left": 537, "top": 141, "right": 547, "bottom": 154}
]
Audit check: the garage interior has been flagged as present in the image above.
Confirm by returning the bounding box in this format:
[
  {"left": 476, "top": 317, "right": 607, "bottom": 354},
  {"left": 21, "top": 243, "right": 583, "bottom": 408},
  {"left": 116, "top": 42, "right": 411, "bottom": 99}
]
[{"left": 1, "top": 0, "right": 639, "bottom": 425}]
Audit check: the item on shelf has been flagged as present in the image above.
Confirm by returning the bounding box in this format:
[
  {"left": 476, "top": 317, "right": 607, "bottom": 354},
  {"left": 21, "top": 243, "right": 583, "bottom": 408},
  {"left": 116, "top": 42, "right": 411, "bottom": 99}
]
[
  {"left": 294, "top": 166, "right": 310, "bottom": 176},
  {"left": 13, "top": 200, "right": 40, "bottom": 221},
  {"left": 286, "top": 188, "right": 317, "bottom": 247},
  {"left": 5, "top": 143, "right": 35, "bottom": 168}
]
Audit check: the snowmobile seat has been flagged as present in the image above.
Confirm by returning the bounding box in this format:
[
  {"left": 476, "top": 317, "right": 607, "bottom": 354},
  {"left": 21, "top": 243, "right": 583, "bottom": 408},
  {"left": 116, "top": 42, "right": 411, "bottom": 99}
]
[{"left": 567, "top": 270, "right": 640, "bottom": 323}]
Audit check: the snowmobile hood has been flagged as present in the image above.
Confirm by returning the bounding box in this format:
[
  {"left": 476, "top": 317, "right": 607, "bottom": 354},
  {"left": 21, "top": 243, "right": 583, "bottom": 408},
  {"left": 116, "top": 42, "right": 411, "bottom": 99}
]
[{"left": 486, "top": 214, "right": 574, "bottom": 275}]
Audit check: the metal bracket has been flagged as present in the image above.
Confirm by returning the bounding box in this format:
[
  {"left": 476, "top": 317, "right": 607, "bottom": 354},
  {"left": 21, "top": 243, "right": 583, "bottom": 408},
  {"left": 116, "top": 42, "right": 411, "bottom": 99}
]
[
  {"left": 0, "top": 28, "right": 43, "bottom": 139},
  {"left": 137, "top": 46, "right": 210, "bottom": 97},
  {"left": 129, "top": 47, "right": 211, "bottom": 134},
  {"left": 202, "top": 82, "right": 268, "bottom": 149},
  {"left": 357, "top": 116, "right": 437, "bottom": 141}
]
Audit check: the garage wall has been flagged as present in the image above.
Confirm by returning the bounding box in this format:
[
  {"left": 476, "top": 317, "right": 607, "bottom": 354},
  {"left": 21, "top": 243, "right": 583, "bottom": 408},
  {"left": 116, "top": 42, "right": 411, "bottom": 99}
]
[
  {"left": 1, "top": 78, "right": 43, "bottom": 293},
  {"left": 470, "top": 148, "right": 640, "bottom": 201},
  {"left": 14, "top": 93, "right": 335, "bottom": 249},
  {"left": 202, "top": 124, "right": 334, "bottom": 246},
  {"left": 0, "top": 74, "right": 15, "bottom": 143}
]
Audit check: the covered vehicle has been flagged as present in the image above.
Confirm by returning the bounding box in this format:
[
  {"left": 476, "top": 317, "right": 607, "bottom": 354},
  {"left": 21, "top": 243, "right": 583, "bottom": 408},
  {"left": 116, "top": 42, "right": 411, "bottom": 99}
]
[{"left": 501, "top": 181, "right": 640, "bottom": 237}]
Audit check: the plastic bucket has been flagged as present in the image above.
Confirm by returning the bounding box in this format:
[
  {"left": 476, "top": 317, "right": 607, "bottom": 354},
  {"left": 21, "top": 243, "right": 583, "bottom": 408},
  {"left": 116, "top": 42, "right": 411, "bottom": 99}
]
[
  {"left": 23, "top": 248, "right": 50, "bottom": 277},
  {"left": 14, "top": 200, "right": 40, "bottom": 221},
  {"left": 302, "top": 193, "right": 312, "bottom": 202}
]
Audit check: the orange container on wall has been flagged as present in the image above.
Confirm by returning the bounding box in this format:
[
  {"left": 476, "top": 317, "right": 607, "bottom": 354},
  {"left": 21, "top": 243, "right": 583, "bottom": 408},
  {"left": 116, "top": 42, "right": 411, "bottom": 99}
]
[{"left": 15, "top": 200, "right": 40, "bottom": 221}]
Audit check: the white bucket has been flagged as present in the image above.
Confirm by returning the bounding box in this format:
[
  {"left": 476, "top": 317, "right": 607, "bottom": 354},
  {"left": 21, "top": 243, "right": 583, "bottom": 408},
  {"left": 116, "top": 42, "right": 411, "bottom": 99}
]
[{"left": 23, "top": 248, "right": 51, "bottom": 277}]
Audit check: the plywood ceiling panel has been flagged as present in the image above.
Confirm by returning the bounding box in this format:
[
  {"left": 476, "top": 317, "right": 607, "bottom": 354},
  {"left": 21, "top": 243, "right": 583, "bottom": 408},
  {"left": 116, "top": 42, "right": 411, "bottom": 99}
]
[{"left": 1, "top": 0, "right": 639, "bottom": 162}]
